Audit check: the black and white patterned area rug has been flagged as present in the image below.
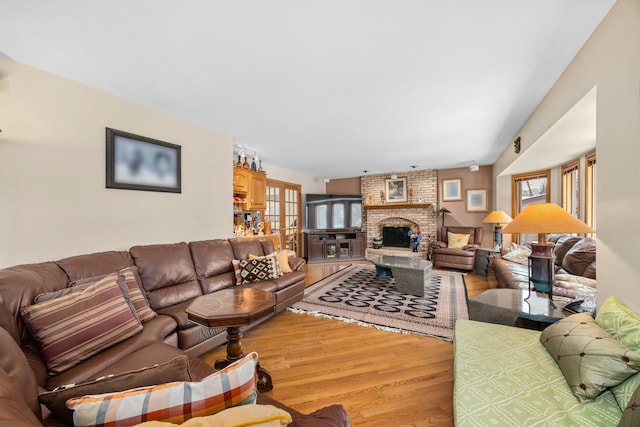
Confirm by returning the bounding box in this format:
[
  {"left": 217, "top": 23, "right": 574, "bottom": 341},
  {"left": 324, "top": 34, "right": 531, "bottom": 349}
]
[{"left": 289, "top": 264, "right": 468, "bottom": 341}]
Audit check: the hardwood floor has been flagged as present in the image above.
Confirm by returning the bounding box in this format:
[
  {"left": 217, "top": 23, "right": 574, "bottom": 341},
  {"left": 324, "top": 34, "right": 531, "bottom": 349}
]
[{"left": 201, "top": 261, "right": 496, "bottom": 426}]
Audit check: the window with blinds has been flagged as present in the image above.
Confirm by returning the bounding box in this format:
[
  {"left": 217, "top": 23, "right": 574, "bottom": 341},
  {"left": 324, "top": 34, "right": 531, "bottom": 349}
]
[{"left": 562, "top": 161, "right": 580, "bottom": 218}]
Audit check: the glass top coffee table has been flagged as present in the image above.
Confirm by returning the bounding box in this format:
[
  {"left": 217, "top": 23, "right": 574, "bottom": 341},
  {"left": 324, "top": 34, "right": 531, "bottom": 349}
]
[
  {"left": 469, "top": 288, "right": 568, "bottom": 329},
  {"left": 368, "top": 254, "right": 433, "bottom": 297}
]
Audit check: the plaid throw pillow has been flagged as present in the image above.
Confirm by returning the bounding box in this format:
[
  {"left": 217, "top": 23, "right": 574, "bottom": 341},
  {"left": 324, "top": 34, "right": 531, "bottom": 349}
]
[
  {"left": 66, "top": 352, "right": 258, "bottom": 426},
  {"left": 232, "top": 258, "right": 280, "bottom": 285}
]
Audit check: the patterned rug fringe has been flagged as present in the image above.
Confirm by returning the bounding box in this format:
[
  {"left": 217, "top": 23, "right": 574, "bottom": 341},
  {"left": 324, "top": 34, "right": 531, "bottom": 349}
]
[{"left": 287, "top": 306, "right": 411, "bottom": 335}]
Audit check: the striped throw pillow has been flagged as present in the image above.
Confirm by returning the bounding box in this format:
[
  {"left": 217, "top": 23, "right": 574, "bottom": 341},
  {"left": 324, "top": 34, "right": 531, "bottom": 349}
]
[
  {"left": 67, "top": 352, "right": 258, "bottom": 427},
  {"left": 21, "top": 275, "right": 143, "bottom": 374},
  {"left": 117, "top": 266, "right": 157, "bottom": 322}
]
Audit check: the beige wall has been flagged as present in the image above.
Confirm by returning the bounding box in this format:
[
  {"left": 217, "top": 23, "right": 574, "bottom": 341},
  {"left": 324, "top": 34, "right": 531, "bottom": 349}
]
[
  {"left": 325, "top": 177, "right": 361, "bottom": 195},
  {"left": 0, "top": 58, "right": 235, "bottom": 267},
  {"left": 493, "top": 0, "right": 640, "bottom": 311},
  {"left": 438, "top": 166, "right": 494, "bottom": 247}
]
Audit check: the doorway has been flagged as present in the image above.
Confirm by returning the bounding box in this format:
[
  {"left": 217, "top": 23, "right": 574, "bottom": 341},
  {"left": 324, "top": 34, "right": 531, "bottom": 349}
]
[{"left": 265, "top": 179, "right": 302, "bottom": 256}]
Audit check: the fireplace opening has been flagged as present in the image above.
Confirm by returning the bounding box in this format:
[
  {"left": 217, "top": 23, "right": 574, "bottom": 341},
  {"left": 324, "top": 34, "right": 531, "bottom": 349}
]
[{"left": 382, "top": 226, "right": 411, "bottom": 248}]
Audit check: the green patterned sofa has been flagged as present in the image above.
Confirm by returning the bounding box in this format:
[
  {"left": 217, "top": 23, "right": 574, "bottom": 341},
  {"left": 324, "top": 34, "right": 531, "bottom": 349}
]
[{"left": 454, "top": 297, "right": 640, "bottom": 426}]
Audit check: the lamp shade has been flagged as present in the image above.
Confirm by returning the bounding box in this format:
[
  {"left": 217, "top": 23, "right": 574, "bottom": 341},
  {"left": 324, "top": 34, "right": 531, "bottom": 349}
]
[
  {"left": 482, "top": 210, "right": 512, "bottom": 225},
  {"left": 502, "top": 203, "right": 594, "bottom": 243}
]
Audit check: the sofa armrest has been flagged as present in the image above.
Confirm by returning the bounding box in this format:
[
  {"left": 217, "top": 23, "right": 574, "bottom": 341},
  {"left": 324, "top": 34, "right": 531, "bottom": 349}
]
[
  {"left": 432, "top": 241, "right": 447, "bottom": 249},
  {"left": 288, "top": 257, "right": 306, "bottom": 272},
  {"left": 462, "top": 244, "right": 480, "bottom": 251}
]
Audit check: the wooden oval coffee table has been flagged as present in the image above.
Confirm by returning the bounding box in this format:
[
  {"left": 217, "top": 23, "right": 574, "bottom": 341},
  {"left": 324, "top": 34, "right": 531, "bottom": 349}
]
[{"left": 186, "top": 288, "right": 276, "bottom": 392}]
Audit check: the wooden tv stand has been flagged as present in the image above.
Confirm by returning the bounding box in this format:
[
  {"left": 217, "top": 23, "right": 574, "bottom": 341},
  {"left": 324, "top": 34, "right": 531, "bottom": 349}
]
[{"left": 304, "top": 230, "right": 366, "bottom": 263}]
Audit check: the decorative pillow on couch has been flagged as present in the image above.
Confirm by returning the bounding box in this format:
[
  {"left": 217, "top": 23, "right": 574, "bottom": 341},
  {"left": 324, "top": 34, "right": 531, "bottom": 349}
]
[
  {"left": 133, "top": 404, "right": 293, "bottom": 427},
  {"left": 502, "top": 243, "right": 532, "bottom": 266},
  {"left": 66, "top": 352, "right": 258, "bottom": 427},
  {"left": 595, "top": 297, "right": 640, "bottom": 412},
  {"left": 232, "top": 258, "right": 281, "bottom": 285},
  {"left": 540, "top": 312, "right": 640, "bottom": 403},
  {"left": 39, "top": 355, "right": 192, "bottom": 424},
  {"left": 447, "top": 232, "right": 471, "bottom": 249},
  {"left": 249, "top": 251, "right": 292, "bottom": 274},
  {"left": 21, "top": 274, "right": 143, "bottom": 374},
  {"left": 117, "top": 266, "right": 158, "bottom": 322}
]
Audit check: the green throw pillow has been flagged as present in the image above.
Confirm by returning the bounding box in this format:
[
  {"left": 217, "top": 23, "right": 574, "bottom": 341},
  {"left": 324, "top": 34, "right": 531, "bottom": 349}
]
[
  {"left": 595, "top": 297, "right": 640, "bottom": 412},
  {"left": 617, "top": 382, "right": 640, "bottom": 427},
  {"left": 540, "top": 312, "right": 640, "bottom": 403}
]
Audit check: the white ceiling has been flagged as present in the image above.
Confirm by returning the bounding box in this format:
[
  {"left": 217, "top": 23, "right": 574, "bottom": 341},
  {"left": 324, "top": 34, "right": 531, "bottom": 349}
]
[{"left": 0, "top": 0, "right": 615, "bottom": 179}]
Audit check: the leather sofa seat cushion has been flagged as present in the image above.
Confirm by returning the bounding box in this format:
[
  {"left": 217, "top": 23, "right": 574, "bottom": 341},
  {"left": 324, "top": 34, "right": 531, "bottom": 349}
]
[
  {"left": 552, "top": 236, "right": 582, "bottom": 267},
  {"left": 433, "top": 247, "right": 475, "bottom": 258},
  {"left": 244, "top": 280, "right": 278, "bottom": 293},
  {"left": 0, "top": 369, "right": 42, "bottom": 427},
  {"left": 189, "top": 240, "right": 236, "bottom": 279},
  {"left": 56, "top": 251, "right": 133, "bottom": 282},
  {"left": 229, "top": 238, "right": 266, "bottom": 260},
  {"left": 257, "top": 394, "right": 350, "bottom": 427},
  {"left": 45, "top": 316, "right": 177, "bottom": 390},
  {"left": 178, "top": 324, "right": 226, "bottom": 351},
  {"left": 562, "top": 238, "right": 596, "bottom": 277},
  {"left": 272, "top": 271, "right": 306, "bottom": 290},
  {"left": 0, "top": 262, "right": 69, "bottom": 343},
  {"left": 156, "top": 300, "right": 200, "bottom": 330},
  {"left": 87, "top": 342, "right": 189, "bottom": 381},
  {"left": 0, "top": 327, "right": 41, "bottom": 419}
]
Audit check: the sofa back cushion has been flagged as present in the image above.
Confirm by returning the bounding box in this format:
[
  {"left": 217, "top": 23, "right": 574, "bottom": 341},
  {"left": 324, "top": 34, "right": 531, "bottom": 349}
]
[
  {"left": 0, "top": 262, "right": 69, "bottom": 344},
  {"left": 57, "top": 251, "right": 133, "bottom": 283},
  {"left": 443, "top": 226, "right": 484, "bottom": 246},
  {"left": 0, "top": 326, "right": 41, "bottom": 420},
  {"left": 229, "top": 238, "right": 267, "bottom": 260},
  {"left": 562, "top": 237, "right": 596, "bottom": 278},
  {"left": 552, "top": 236, "right": 582, "bottom": 267},
  {"left": 189, "top": 240, "right": 237, "bottom": 294},
  {"left": 130, "top": 243, "right": 201, "bottom": 310}
]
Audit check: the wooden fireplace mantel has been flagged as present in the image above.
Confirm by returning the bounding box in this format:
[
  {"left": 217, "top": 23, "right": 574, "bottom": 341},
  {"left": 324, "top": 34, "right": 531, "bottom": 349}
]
[{"left": 364, "top": 203, "right": 432, "bottom": 210}]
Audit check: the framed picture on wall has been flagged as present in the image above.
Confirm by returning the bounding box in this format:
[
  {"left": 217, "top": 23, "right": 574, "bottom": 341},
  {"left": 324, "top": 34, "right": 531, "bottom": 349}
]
[
  {"left": 442, "top": 178, "right": 462, "bottom": 201},
  {"left": 106, "top": 128, "right": 182, "bottom": 193},
  {"left": 385, "top": 177, "right": 407, "bottom": 203},
  {"left": 466, "top": 189, "right": 488, "bottom": 212}
]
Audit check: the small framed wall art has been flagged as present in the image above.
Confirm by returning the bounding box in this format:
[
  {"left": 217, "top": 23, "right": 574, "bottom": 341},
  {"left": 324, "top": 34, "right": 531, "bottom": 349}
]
[
  {"left": 385, "top": 177, "right": 407, "bottom": 203},
  {"left": 466, "top": 188, "right": 488, "bottom": 212},
  {"left": 106, "top": 128, "right": 181, "bottom": 193},
  {"left": 442, "top": 178, "right": 462, "bottom": 201}
]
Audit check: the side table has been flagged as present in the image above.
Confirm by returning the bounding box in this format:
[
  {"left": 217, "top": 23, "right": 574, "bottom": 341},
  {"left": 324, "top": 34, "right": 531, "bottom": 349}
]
[
  {"left": 468, "top": 288, "right": 569, "bottom": 330},
  {"left": 186, "top": 288, "right": 276, "bottom": 392},
  {"left": 474, "top": 248, "right": 500, "bottom": 276}
]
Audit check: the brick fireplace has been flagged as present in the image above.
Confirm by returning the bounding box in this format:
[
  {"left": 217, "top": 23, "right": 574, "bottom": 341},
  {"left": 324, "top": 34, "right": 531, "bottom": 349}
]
[{"left": 361, "top": 169, "right": 438, "bottom": 258}]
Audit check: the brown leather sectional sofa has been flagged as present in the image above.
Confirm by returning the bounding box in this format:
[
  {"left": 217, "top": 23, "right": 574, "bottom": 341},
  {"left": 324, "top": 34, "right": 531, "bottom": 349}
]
[
  {"left": 494, "top": 234, "right": 597, "bottom": 290},
  {"left": 0, "top": 237, "right": 349, "bottom": 427}
]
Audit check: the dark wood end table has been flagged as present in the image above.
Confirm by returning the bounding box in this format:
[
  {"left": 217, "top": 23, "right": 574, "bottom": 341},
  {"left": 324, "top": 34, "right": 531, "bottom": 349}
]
[{"left": 186, "top": 288, "right": 276, "bottom": 392}]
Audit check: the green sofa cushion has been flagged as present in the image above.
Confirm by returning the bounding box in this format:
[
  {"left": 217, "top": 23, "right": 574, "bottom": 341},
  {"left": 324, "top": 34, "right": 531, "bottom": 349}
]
[{"left": 454, "top": 320, "right": 622, "bottom": 426}]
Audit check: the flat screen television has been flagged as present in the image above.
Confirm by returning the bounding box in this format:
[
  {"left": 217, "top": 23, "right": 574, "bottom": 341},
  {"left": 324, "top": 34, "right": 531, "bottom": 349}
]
[{"left": 305, "top": 194, "right": 363, "bottom": 231}]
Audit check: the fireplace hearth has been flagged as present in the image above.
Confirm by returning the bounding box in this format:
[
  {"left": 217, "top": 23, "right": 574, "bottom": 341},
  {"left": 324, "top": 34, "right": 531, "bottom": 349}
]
[{"left": 382, "top": 226, "right": 411, "bottom": 248}]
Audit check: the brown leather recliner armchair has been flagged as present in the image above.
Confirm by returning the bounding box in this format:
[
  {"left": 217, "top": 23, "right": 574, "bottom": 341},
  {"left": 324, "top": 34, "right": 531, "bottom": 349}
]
[{"left": 432, "top": 226, "right": 484, "bottom": 271}]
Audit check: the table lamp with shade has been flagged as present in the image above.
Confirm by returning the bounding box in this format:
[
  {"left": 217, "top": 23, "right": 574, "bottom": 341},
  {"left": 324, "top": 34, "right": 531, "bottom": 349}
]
[
  {"left": 482, "top": 210, "right": 513, "bottom": 250},
  {"left": 502, "top": 203, "right": 595, "bottom": 302}
]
